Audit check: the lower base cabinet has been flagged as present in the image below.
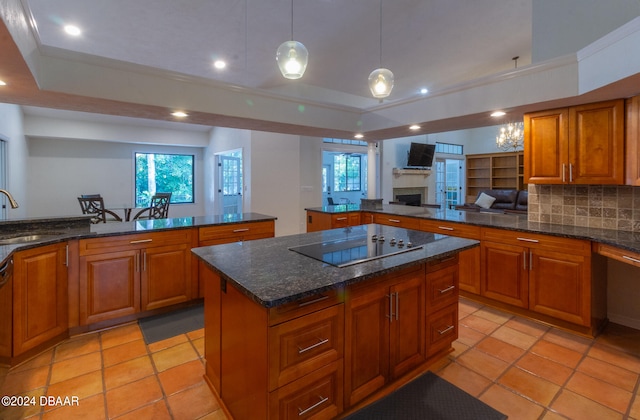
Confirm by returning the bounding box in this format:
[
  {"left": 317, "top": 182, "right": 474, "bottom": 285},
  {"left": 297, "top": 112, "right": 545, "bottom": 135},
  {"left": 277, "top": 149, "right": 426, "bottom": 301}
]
[
  {"left": 203, "top": 258, "right": 459, "bottom": 419},
  {"left": 13, "top": 243, "right": 69, "bottom": 356}
]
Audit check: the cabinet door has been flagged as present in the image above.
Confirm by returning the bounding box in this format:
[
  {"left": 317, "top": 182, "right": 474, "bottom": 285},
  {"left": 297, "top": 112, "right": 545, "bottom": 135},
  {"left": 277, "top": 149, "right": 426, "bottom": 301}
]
[
  {"left": 79, "top": 250, "right": 139, "bottom": 325},
  {"left": 524, "top": 108, "right": 568, "bottom": 184},
  {"left": 306, "top": 211, "right": 332, "bottom": 232},
  {"left": 458, "top": 247, "right": 480, "bottom": 295},
  {"left": 529, "top": 249, "right": 591, "bottom": 326},
  {"left": 344, "top": 283, "right": 389, "bottom": 407},
  {"left": 626, "top": 96, "right": 640, "bottom": 185},
  {"left": 389, "top": 274, "right": 425, "bottom": 380},
  {"left": 13, "top": 244, "right": 68, "bottom": 355},
  {"left": 569, "top": 100, "right": 624, "bottom": 184},
  {"left": 481, "top": 241, "right": 528, "bottom": 308},
  {"left": 141, "top": 243, "right": 192, "bottom": 311}
]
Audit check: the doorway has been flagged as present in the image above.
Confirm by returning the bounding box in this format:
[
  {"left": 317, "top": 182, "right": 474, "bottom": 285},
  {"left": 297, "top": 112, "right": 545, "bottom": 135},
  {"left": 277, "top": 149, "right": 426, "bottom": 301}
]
[
  {"left": 435, "top": 158, "right": 463, "bottom": 209},
  {"left": 216, "top": 150, "right": 243, "bottom": 215}
]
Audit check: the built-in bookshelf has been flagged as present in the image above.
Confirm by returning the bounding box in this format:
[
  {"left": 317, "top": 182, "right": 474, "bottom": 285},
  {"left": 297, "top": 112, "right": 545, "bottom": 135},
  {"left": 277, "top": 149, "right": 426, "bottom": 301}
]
[{"left": 465, "top": 152, "right": 524, "bottom": 202}]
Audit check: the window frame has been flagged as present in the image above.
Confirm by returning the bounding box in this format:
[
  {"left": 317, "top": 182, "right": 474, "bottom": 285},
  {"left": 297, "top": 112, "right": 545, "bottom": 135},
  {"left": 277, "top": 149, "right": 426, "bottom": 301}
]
[{"left": 134, "top": 152, "right": 195, "bottom": 206}]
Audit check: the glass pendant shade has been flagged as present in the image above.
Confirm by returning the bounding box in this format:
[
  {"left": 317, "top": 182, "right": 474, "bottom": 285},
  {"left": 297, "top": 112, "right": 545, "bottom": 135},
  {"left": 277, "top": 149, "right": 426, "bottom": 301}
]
[
  {"left": 368, "top": 68, "right": 394, "bottom": 98},
  {"left": 276, "top": 40, "right": 308, "bottom": 79}
]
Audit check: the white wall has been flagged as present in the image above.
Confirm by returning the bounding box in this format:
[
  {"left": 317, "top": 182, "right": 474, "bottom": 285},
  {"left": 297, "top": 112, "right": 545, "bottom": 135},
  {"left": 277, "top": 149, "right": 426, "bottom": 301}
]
[
  {"left": 26, "top": 137, "right": 205, "bottom": 218},
  {"left": 0, "top": 103, "right": 28, "bottom": 220}
]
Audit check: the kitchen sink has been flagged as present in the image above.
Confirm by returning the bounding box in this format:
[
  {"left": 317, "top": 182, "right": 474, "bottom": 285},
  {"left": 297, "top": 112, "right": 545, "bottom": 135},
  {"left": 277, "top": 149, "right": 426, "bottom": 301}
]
[{"left": 0, "top": 233, "right": 61, "bottom": 245}]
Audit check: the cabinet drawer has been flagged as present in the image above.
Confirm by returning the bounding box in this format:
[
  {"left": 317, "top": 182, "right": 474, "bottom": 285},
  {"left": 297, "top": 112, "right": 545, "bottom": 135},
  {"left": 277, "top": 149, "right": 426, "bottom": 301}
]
[
  {"left": 269, "top": 289, "right": 344, "bottom": 326},
  {"left": 481, "top": 227, "right": 590, "bottom": 255},
  {"left": 419, "top": 219, "right": 481, "bottom": 239},
  {"left": 268, "top": 305, "right": 344, "bottom": 391},
  {"left": 596, "top": 243, "right": 640, "bottom": 268},
  {"left": 426, "top": 263, "right": 458, "bottom": 313},
  {"left": 268, "top": 360, "right": 343, "bottom": 420},
  {"left": 199, "top": 221, "right": 274, "bottom": 243},
  {"left": 426, "top": 303, "right": 458, "bottom": 358},
  {"left": 79, "top": 229, "right": 192, "bottom": 256},
  {"left": 372, "top": 214, "right": 420, "bottom": 230},
  {"left": 331, "top": 212, "right": 360, "bottom": 228}
]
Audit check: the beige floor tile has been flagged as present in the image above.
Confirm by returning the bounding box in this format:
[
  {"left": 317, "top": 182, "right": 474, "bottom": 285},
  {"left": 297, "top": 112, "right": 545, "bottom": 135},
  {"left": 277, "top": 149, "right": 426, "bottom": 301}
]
[
  {"left": 456, "top": 324, "right": 487, "bottom": 347},
  {"left": 498, "top": 366, "right": 561, "bottom": 406},
  {"left": 151, "top": 342, "right": 199, "bottom": 373},
  {"left": 49, "top": 352, "right": 102, "bottom": 385},
  {"left": 100, "top": 323, "right": 143, "bottom": 350},
  {"left": 438, "top": 363, "right": 492, "bottom": 397},
  {"left": 157, "top": 359, "right": 205, "bottom": 396},
  {"left": 166, "top": 381, "right": 220, "bottom": 420},
  {"left": 577, "top": 356, "right": 638, "bottom": 392},
  {"left": 588, "top": 342, "right": 640, "bottom": 373},
  {"left": 490, "top": 324, "right": 539, "bottom": 350},
  {"left": 551, "top": 389, "right": 623, "bottom": 420},
  {"left": 103, "top": 355, "right": 155, "bottom": 390},
  {"left": 105, "top": 376, "right": 163, "bottom": 418},
  {"left": 456, "top": 348, "right": 509, "bottom": 381},
  {"left": 479, "top": 384, "right": 545, "bottom": 420},
  {"left": 565, "top": 371, "right": 632, "bottom": 414},
  {"left": 543, "top": 328, "right": 592, "bottom": 354},
  {"left": 102, "top": 339, "right": 148, "bottom": 368},
  {"left": 530, "top": 339, "right": 583, "bottom": 368},
  {"left": 475, "top": 336, "right": 526, "bottom": 364},
  {"left": 515, "top": 352, "right": 574, "bottom": 386},
  {"left": 459, "top": 314, "right": 501, "bottom": 335}
]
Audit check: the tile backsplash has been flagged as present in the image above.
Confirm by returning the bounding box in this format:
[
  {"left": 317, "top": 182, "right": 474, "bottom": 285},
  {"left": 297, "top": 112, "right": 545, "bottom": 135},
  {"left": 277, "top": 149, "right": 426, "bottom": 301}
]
[{"left": 527, "top": 184, "right": 640, "bottom": 232}]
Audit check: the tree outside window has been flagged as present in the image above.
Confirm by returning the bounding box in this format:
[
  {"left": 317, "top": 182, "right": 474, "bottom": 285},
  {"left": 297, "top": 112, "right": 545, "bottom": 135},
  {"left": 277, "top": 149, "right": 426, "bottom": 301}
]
[
  {"left": 333, "top": 154, "right": 361, "bottom": 192},
  {"left": 135, "top": 153, "right": 194, "bottom": 207}
]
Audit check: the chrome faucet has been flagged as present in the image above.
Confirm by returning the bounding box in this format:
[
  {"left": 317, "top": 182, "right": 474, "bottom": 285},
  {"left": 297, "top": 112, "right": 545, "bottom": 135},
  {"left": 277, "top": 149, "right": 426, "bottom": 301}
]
[{"left": 0, "top": 189, "right": 19, "bottom": 209}]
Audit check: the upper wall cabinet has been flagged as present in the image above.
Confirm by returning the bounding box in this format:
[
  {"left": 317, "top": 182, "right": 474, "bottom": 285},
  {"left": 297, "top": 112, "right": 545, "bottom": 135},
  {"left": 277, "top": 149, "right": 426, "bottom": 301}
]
[
  {"left": 626, "top": 96, "right": 640, "bottom": 185},
  {"left": 524, "top": 99, "right": 625, "bottom": 185}
]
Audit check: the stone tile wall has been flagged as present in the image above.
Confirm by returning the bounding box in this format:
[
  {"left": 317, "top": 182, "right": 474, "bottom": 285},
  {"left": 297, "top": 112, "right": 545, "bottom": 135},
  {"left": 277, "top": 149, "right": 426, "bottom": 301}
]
[{"left": 527, "top": 184, "right": 640, "bottom": 232}]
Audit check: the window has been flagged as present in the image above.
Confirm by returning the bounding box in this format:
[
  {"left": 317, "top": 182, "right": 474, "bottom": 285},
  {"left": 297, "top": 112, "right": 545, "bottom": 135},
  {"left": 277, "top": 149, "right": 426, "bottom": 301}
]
[
  {"left": 135, "top": 153, "right": 194, "bottom": 207},
  {"left": 333, "top": 154, "right": 361, "bottom": 192},
  {"left": 435, "top": 142, "right": 463, "bottom": 155},
  {"left": 323, "top": 138, "right": 368, "bottom": 146}
]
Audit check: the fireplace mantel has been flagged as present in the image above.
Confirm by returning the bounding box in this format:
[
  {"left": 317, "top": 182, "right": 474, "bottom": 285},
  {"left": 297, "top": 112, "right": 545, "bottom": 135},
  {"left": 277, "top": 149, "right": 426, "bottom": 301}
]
[{"left": 392, "top": 168, "right": 432, "bottom": 177}]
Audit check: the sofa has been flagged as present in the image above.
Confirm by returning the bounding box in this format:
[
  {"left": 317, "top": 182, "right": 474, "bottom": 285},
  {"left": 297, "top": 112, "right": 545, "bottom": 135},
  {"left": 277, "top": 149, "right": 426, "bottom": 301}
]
[{"left": 455, "top": 189, "right": 528, "bottom": 214}]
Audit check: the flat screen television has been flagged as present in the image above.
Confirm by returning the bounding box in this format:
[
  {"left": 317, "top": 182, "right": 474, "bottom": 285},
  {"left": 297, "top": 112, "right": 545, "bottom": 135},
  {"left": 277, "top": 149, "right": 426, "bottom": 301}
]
[{"left": 406, "top": 142, "right": 435, "bottom": 168}]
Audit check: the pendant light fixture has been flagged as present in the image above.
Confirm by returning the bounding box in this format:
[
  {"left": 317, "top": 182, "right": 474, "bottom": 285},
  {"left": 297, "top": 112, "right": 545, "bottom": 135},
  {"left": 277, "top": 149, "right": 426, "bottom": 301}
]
[
  {"left": 276, "top": 0, "right": 308, "bottom": 79},
  {"left": 368, "top": 0, "right": 394, "bottom": 99}
]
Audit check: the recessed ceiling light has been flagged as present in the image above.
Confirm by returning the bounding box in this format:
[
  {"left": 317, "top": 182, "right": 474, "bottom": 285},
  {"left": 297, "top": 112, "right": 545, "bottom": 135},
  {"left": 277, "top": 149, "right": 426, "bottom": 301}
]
[
  {"left": 491, "top": 111, "right": 506, "bottom": 117},
  {"left": 213, "top": 60, "right": 226, "bottom": 70},
  {"left": 409, "top": 125, "right": 420, "bottom": 130},
  {"left": 0, "top": 80, "right": 6, "bottom": 86},
  {"left": 171, "top": 111, "right": 188, "bottom": 118},
  {"left": 64, "top": 25, "right": 81, "bottom": 36},
  {"left": 354, "top": 133, "right": 364, "bottom": 139},
  {"left": 420, "top": 88, "right": 429, "bottom": 95}
]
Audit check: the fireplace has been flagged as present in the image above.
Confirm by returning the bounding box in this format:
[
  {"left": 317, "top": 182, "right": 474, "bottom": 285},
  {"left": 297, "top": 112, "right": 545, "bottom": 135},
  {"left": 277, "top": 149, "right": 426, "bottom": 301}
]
[{"left": 395, "top": 194, "right": 422, "bottom": 206}]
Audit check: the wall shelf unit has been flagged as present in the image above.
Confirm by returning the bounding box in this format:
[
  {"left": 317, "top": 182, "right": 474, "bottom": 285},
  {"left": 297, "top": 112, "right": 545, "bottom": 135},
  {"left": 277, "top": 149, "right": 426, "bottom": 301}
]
[{"left": 465, "top": 152, "right": 524, "bottom": 202}]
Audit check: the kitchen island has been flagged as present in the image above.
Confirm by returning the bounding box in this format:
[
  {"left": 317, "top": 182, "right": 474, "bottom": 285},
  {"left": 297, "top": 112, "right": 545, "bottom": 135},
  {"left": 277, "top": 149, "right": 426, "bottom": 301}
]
[{"left": 192, "top": 224, "right": 478, "bottom": 419}]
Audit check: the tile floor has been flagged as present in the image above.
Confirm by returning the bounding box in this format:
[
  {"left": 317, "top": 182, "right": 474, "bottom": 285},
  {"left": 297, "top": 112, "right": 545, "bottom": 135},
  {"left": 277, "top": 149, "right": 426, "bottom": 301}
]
[{"left": 1, "top": 298, "right": 640, "bottom": 419}]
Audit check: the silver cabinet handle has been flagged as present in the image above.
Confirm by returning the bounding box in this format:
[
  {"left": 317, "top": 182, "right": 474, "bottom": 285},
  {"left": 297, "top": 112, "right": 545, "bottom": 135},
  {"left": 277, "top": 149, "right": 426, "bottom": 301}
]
[
  {"left": 517, "top": 237, "right": 539, "bottom": 243},
  {"left": 388, "top": 219, "right": 401, "bottom": 223},
  {"left": 386, "top": 293, "right": 394, "bottom": 321},
  {"left": 335, "top": 217, "right": 347, "bottom": 221},
  {"left": 233, "top": 228, "right": 249, "bottom": 233},
  {"left": 298, "top": 338, "right": 329, "bottom": 354},
  {"left": 569, "top": 163, "right": 574, "bottom": 183},
  {"left": 438, "top": 226, "right": 454, "bottom": 231},
  {"left": 438, "top": 285, "right": 455, "bottom": 294},
  {"left": 623, "top": 255, "right": 640, "bottom": 264},
  {"left": 130, "top": 239, "right": 153, "bottom": 244},
  {"left": 298, "top": 396, "right": 329, "bottom": 416},
  {"left": 437, "top": 325, "right": 455, "bottom": 335}
]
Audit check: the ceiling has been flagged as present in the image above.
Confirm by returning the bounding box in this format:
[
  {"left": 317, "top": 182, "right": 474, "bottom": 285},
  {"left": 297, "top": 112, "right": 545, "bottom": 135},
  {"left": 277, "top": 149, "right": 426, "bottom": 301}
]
[{"left": 1, "top": 1, "right": 639, "bottom": 140}]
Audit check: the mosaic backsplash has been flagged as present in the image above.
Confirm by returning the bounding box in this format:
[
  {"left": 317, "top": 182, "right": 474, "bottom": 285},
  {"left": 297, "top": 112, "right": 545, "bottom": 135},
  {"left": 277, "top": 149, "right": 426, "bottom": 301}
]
[{"left": 527, "top": 184, "right": 640, "bottom": 232}]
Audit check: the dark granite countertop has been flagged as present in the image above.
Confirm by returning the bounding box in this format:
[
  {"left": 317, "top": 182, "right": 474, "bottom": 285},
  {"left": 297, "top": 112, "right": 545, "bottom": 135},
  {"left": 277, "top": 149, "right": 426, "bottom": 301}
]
[
  {"left": 0, "top": 213, "right": 277, "bottom": 265},
  {"left": 307, "top": 204, "right": 640, "bottom": 254},
  {"left": 192, "top": 224, "right": 479, "bottom": 308}
]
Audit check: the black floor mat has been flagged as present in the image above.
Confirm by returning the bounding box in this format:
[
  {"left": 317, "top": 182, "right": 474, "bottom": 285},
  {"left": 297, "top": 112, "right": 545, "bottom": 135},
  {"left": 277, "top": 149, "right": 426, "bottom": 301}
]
[
  {"left": 344, "top": 371, "right": 507, "bottom": 420},
  {"left": 138, "top": 303, "right": 204, "bottom": 344}
]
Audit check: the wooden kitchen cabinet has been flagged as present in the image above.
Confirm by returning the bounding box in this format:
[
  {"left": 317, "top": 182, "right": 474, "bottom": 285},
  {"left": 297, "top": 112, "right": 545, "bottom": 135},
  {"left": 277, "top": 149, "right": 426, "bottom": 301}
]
[
  {"left": 79, "top": 229, "right": 194, "bottom": 325},
  {"left": 524, "top": 99, "right": 624, "bottom": 185},
  {"left": 344, "top": 264, "right": 426, "bottom": 407},
  {"left": 371, "top": 213, "right": 420, "bottom": 230},
  {"left": 199, "top": 220, "right": 275, "bottom": 245},
  {"left": 13, "top": 243, "right": 69, "bottom": 356},
  {"left": 626, "top": 95, "right": 640, "bottom": 185},
  {"left": 481, "top": 228, "right": 594, "bottom": 327},
  {"left": 306, "top": 211, "right": 360, "bottom": 232}
]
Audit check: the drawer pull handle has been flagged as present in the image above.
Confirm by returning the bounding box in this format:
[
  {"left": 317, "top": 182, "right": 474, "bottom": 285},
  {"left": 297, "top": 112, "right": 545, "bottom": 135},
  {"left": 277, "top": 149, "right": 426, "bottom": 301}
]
[
  {"left": 388, "top": 219, "right": 401, "bottom": 223},
  {"left": 130, "top": 239, "right": 153, "bottom": 244},
  {"left": 623, "top": 255, "right": 640, "bottom": 264},
  {"left": 516, "top": 237, "right": 539, "bottom": 243},
  {"left": 437, "top": 325, "right": 455, "bottom": 335},
  {"left": 438, "top": 226, "right": 454, "bottom": 231},
  {"left": 298, "top": 396, "right": 329, "bottom": 416},
  {"left": 438, "top": 285, "right": 455, "bottom": 294},
  {"left": 298, "top": 338, "right": 329, "bottom": 354},
  {"left": 233, "top": 228, "right": 250, "bottom": 233},
  {"left": 335, "top": 217, "right": 347, "bottom": 221},
  {"left": 297, "top": 295, "right": 329, "bottom": 307}
]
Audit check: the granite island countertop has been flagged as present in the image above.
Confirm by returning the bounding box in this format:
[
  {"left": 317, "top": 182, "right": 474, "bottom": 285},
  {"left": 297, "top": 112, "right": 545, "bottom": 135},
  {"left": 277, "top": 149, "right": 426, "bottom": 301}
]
[
  {"left": 0, "top": 212, "right": 277, "bottom": 265},
  {"left": 307, "top": 204, "right": 640, "bottom": 254},
  {"left": 192, "top": 223, "right": 479, "bottom": 308}
]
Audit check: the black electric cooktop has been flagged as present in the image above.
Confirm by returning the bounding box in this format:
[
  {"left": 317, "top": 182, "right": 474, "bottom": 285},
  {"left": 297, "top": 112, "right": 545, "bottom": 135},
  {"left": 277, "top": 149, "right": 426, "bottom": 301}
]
[{"left": 289, "top": 226, "right": 439, "bottom": 267}]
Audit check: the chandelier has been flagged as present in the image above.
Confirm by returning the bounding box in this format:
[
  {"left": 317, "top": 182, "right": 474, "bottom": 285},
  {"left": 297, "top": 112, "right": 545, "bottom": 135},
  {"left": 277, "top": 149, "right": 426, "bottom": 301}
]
[
  {"left": 276, "top": 0, "right": 308, "bottom": 79},
  {"left": 496, "top": 122, "right": 524, "bottom": 151}
]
